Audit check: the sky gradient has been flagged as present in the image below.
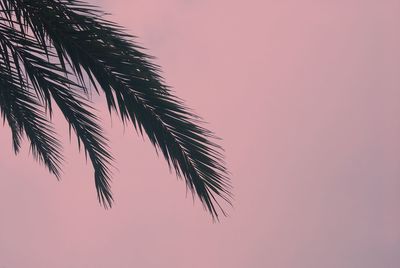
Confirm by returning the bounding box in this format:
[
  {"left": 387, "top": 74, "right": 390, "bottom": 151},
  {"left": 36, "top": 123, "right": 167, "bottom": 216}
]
[{"left": 1, "top": 0, "right": 400, "bottom": 267}]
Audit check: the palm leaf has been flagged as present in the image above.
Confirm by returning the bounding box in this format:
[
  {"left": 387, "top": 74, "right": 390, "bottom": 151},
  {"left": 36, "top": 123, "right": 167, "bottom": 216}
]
[
  {"left": 0, "top": 0, "right": 232, "bottom": 219},
  {"left": 0, "top": 59, "right": 62, "bottom": 178}
]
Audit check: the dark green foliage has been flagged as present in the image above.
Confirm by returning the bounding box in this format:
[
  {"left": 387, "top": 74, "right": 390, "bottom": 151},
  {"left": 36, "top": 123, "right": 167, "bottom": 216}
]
[{"left": 0, "top": 0, "right": 232, "bottom": 219}]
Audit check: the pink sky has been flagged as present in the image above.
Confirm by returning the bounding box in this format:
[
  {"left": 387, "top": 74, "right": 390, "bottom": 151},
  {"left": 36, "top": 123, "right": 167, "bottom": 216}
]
[{"left": 1, "top": 0, "right": 400, "bottom": 267}]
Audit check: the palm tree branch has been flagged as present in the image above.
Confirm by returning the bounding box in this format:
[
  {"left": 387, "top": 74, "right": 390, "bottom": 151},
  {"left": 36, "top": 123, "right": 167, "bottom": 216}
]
[
  {"left": 18, "top": 51, "right": 114, "bottom": 207},
  {"left": 0, "top": 20, "right": 113, "bottom": 205},
  {"left": 0, "top": 60, "right": 63, "bottom": 177},
  {"left": 0, "top": 0, "right": 232, "bottom": 218},
  {"left": 4, "top": 0, "right": 232, "bottom": 218}
]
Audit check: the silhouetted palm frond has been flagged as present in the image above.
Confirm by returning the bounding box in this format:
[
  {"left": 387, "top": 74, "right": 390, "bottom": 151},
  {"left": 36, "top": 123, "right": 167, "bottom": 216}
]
[{"left": 0, "top": 0, "right": 232, "bottom": 219}]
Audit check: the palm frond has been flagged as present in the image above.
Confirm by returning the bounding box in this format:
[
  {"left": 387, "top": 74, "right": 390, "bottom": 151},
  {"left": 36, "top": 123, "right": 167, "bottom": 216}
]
[
  {"left": 0, "top": 0, "right": 232, "bottom": 219},
  {"left": 0, "top": 19, "right": 113, "bottom": 206},
  {"left": 0, "top": 59, "right": 62, "bottom": 178}
]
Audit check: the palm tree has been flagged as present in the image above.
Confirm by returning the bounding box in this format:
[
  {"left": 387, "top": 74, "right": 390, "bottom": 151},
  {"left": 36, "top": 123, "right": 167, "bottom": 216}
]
[{"left": 0, "top": 0, "right": 232, "bottom": 219}]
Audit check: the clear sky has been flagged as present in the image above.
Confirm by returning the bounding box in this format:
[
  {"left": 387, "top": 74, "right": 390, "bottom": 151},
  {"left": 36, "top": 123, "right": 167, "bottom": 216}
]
[{"left": 0, "top": 0, "right": 399, "bottom": 267}]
